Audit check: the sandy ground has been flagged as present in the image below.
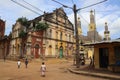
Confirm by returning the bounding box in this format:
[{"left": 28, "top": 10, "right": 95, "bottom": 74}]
[{"left": 0, "top": 58, "right": 109, "bottom": 80}]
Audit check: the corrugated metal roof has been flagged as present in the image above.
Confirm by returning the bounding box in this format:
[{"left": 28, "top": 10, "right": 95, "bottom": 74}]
[{"left": 83, "top": 38, "right": 120, "bottom": 46}]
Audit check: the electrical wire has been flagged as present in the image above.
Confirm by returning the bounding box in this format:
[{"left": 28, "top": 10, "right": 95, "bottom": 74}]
[
  {"left": 22, "top": 0, "right": 44, "bottom": 13},
  {"left": 78, "top": 13, "right": 89, "bottom": 24},
  {"left": 11, "top": 0, "right": 75, "bottom": 35},
  {"left": 51, "top": 0, "right": 72, "bottom": 9},
  {"left": 11, "top": 0, "right": 41, "bottom": 15},
  {"left": 77, "top": 0, "right": 107, "bottom": 11},
  {"left": 11, "top": 0, "right": 74, "bottom": 28}
]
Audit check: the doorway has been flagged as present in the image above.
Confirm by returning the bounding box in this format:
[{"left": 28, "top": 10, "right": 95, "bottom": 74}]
[
  {"left": 35, "top": 44, "right": 40, "bottom": 58},
  {"left": 99, "top": 48, "right": 109, "bottom": 68},
  {"left": 59, "top": 46, "right": 63, "bottom": 58}
]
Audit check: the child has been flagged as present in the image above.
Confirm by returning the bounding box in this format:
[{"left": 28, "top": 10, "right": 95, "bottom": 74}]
[
  {"left": 17, "top": 60, "right": 21, "bottom": 69},
  {"left": 25, "top": 59, "right": 28, "bottom": 68},
  {"left": 41, "top": 62, "right": 46, "bottom": 77}
]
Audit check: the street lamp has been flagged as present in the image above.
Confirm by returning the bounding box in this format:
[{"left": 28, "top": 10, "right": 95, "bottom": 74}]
[{"left": 52, "top": 0, "right": 107, "bottom": 68}]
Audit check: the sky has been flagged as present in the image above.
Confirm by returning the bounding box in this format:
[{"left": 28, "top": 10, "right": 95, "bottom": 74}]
[{"left": 0, "top": 0, "right": 120, "bottom": 40}]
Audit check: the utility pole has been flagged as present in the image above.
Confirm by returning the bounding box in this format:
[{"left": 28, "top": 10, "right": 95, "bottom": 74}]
[
  {"left": 73, "top": 4, "right": 80, "bottom": 68},
  {"left": 52, "top": 0, "right": 107, "bottom": 68}
]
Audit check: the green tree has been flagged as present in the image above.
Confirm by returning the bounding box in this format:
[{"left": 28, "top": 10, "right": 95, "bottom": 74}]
[
  {"left": 35, "top": 22, "right": 49, "bottom": 31},
  {"left": 17, "top": 17, "right": 30, "bottom": 27},
  {"left": 19, "top": 30, "right": 27, "bottom": 38}
]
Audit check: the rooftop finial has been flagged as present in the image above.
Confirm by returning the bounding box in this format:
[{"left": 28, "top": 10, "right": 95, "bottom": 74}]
[
  {"left": 90, "top": 10, "right": 93, "bottom": 13},
  {"left": 78, "top": 17, "right": 80, "bottom": 21},
  {"left": 105, "top": 22, "right": 107, "bottom": 26}
]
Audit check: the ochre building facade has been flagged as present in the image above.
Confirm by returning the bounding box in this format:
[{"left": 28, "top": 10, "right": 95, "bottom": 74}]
[{"left": 9, "top": 8, "right": 75, "bottom": 59}]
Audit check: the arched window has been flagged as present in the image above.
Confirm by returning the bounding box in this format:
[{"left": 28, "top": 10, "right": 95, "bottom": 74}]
[{"left": 35, "top": 44, "right": 39, "bottom": 49}]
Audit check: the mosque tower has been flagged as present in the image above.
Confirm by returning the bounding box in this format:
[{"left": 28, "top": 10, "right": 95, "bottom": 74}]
[
  {"left": 87, "top": 10, "right": 102, "bottom": 42},
  {"left": 104, "top": 22, "right": 111, "bottom": 40},
  {"left": 88, "top": 10, "right": 96, "bottom": 31}
]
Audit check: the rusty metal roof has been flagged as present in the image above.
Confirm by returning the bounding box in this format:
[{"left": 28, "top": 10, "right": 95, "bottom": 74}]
[{"left": 83, "top": 38, "right": 120, "bottom": 46}]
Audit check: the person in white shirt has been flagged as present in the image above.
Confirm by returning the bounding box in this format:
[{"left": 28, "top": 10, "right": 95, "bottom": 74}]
[
  {"left": 17, "top": 60, "right": 21, "bottom": 69},
  {"left": 40, "top": 62, "right": 46, "bottom": 77}
]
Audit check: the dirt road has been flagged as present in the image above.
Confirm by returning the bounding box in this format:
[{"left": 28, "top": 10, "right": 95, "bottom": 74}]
[{"left": 0, "top": 58, "right": 108, "bottom": 80}]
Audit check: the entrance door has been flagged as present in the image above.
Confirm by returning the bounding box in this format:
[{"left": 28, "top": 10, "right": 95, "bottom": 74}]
[
  {"left": 59, "top": 46, "right": 63, "bottom": 58},
  {"left": 99, "top": 48, "right": 109, "bottom": 68},
  {"left": 35, "top": 48, "right": 39, "bottom": 58},
  {"left": 35, "top": 44, "right": 39, "bottom": 58}
]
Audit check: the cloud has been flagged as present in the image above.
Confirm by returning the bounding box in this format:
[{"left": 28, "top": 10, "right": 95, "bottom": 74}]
[
  {"left": 0, "top": 0, "right": 13, "bottom": 8},
  {"left": 110, "top": 18, "right": 120, "bottom": 34},
  {"left": 1, "top": 0, "right": 120, "bottom": 40},
  {"left": 82, "top": 0, "right": 103, "bottom": 7}
]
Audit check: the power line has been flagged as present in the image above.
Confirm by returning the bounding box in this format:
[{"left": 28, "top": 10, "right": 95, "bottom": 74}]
[
  {"left": 22, "top": 0, "right": 44, "bottom": 13},
  {"left": 76, "top": 9, "right": 120, "bottom": 13},
  {"left": 11, "top": 0, "right": 75, "bottom": 34},
  {"left": 11, "top": 0, "right": 60, "bottom": 22},
  {"left": 78, "top": 13, "right": 89, "bottom": 24},
  {"left": 11, "top": 0, "right": 41, "bottom": 15},
  {"left": 11, "top": 0, "right": 74, "bottom": 28},
  {"left": 51, "top": 0, "right": 72, "bottom": 9},
  {"left": 77, "top": 0, "right": 107, "bottom": 11},
  {"left": 96, "top": 10, "right": 120, "bottom": 26}
]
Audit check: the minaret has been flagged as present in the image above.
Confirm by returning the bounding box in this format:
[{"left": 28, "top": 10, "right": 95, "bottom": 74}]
[
  {"left": 87, "top": 10, "right": 102, "bottom": 42},
  {"left": 77, "top": 17, "right": 82, "bottom": 35},
  {"left": 104, "top": 22, "right": 110, "bottom": 40},
  {"left": 88, "top": 10, "right": 96, "bottom": 31}
]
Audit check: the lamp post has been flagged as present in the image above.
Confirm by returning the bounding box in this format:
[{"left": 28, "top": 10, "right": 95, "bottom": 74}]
[{"left": 52, "top": 0, "right": 107, "bottom": 68}]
